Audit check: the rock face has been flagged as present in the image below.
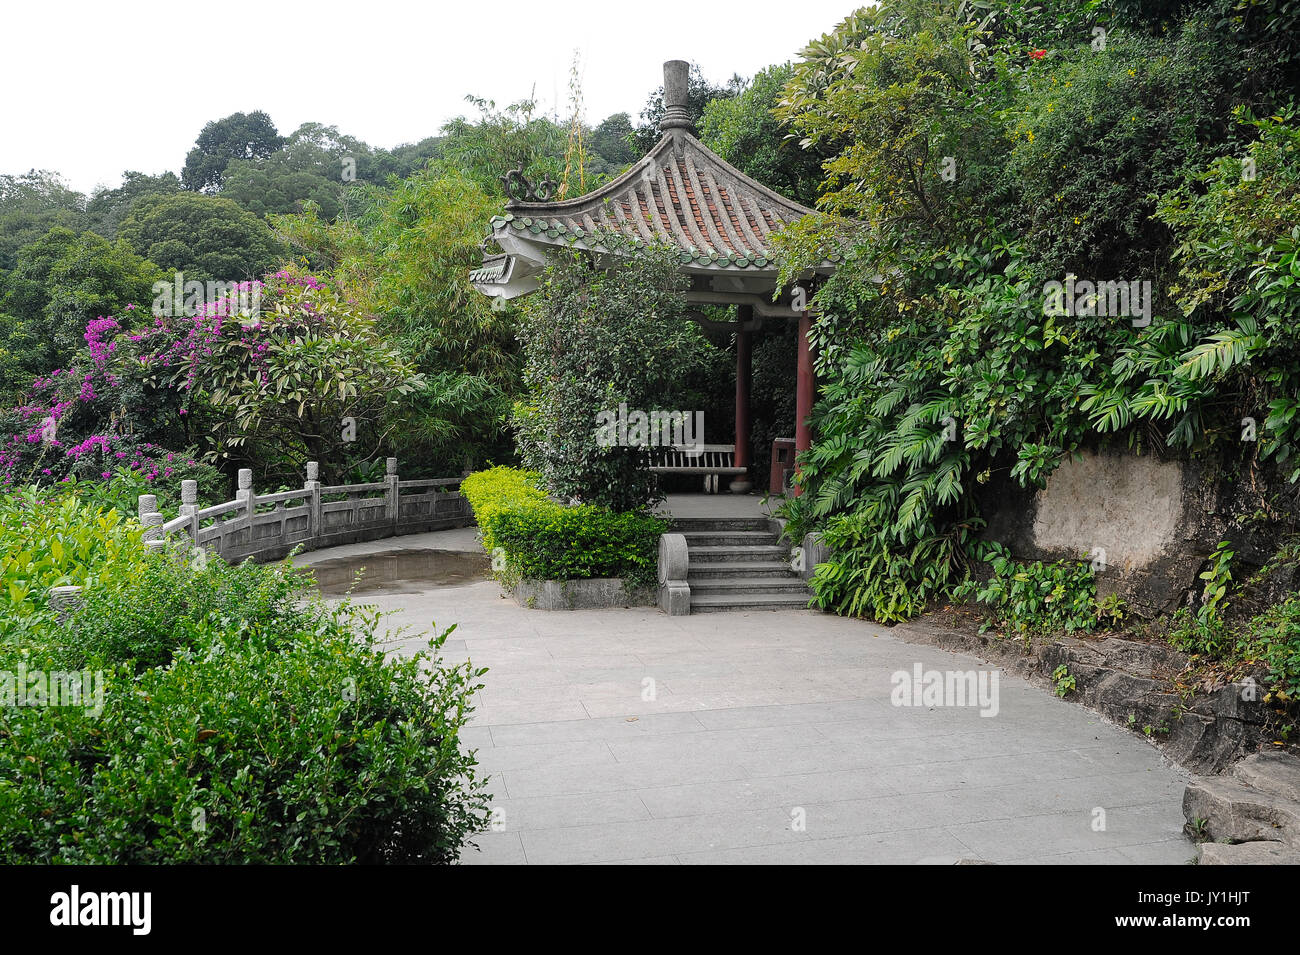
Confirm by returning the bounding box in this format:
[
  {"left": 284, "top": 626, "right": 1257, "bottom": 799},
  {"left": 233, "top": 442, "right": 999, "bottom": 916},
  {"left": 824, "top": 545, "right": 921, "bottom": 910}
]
[
  {"left": 1038, "top": 637, "right": 1278, "bottom": 773},
  {"left": 912, "top": 617, "right": 1279, "bottom": 775},
  {"left": 979, "top": 447, "right": 1294, "bottom": 618},
  {"left": 1183, "top": 752, "right": 1300, "bottom": 864}
]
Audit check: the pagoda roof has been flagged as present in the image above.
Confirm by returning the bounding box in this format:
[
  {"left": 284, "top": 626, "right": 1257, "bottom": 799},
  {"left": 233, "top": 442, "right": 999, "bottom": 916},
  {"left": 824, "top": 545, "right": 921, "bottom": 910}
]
[
  {"left": 472, "top": 127, "right": 841, "bottom": 301},
  {"left": 498, "top": 127, "right": 822, "bottom": 267}
]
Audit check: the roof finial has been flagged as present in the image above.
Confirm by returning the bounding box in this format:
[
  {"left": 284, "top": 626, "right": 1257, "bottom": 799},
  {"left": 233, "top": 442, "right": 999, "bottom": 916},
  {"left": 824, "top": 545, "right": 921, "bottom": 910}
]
[{"left": 660, "top": 60, "right": 692, "bottom": 134}]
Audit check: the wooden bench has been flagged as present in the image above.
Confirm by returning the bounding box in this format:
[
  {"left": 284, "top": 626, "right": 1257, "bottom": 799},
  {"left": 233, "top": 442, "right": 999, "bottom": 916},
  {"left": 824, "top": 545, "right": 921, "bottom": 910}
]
[{"left": 648, "top": 444, "right": 747, "bottom": 493}]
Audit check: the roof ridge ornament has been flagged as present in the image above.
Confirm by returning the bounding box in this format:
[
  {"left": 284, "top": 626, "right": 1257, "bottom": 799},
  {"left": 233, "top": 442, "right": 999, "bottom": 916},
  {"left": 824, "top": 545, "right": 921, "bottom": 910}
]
[
  {"left": 501, "top": 167, "right": 557, "bottom": 204},
  {"left": 659, "top": 60, "right": 693, "bottom": 134}
]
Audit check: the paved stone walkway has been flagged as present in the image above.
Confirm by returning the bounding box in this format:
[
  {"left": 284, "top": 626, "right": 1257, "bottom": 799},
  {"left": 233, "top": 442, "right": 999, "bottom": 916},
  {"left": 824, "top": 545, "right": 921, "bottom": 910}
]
[{"left": 297, "top": 528, "right": 1194, "bottom": 865}]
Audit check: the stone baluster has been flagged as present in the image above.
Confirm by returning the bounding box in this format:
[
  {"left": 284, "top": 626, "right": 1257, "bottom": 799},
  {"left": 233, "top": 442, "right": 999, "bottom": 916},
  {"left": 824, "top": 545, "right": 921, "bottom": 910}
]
[
  {"left": 180, "top": 479, "right": 199, "bottom": 543},
  {"left": 141, "top": 509, "right": 166, "bottom": 553},
  {"left": 386, "top": 457, "right": 400, "bottom": 532},
  {"left": 305, "top": 461, "right": 321, "bottom": 540},
  {"left": 49, "top": 584, "right": 83, "bottom": 622},
  {"left": 234, "top": 469, "right": 254, "bottom": 557}
]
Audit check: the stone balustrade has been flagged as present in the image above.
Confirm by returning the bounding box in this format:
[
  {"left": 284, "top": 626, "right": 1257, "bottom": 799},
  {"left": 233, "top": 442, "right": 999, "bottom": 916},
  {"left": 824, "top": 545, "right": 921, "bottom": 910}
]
[{"left": 137, "top": 458, "right": 474, "bottom": 564}]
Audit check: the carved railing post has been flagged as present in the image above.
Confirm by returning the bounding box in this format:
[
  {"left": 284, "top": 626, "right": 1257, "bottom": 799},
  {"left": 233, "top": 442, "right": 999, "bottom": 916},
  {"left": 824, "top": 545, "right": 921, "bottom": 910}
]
[
  {"left": 305, "top": 461, "right": 321, "bottom": 539},
  {"left": 235, "top": 468, "right": 254, "bottom": 557},
  {"left": 137, "top": 493, "right": 166, "bottom": 553},
  {"left": 141, "top": 509, "right": 166, "bottom": 554},
  {"left": 49, "top": 584, "right": 83, "bottom": 622},
  {"left": 180, "top": 479, "right": 199, "bottom": 543},
  {"left": 386, "top": 457, "right": 400, "bottom": 532}
]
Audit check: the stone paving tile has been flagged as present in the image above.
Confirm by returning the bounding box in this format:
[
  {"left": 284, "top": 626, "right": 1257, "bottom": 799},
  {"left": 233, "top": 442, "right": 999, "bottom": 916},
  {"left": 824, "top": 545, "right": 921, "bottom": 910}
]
[
  {"left": 635, "top": 768, "right": 900, "bottom": 819},
  {"left": 302, "top": 527, "right": 1196, "bottom": 866},
  {"left": 469, "top": 699, "right": 591, "bottom": 727},
  {"left": 589, "top": 855, "right": 682, "bottom": 865},
  {"left": 603, "top": 722, "right": 831, "bottom": 761},
  {"left": 485, "top": 712, "right": 710, "bottom": 747},
  {"left": 460, "top": 831, "right": 527, "bottom": 865},
  {"left": 470, "top": 739, "right": 617, "bottom": 775},
  {"left": 486, "top": 791, "right": 652, "bottom": 831},
  {"left": 945, "top": 802, "right": 1188, "bottom": 863},
  {"left": 499, "top": 755, "right": 752, "bottom": 800}
]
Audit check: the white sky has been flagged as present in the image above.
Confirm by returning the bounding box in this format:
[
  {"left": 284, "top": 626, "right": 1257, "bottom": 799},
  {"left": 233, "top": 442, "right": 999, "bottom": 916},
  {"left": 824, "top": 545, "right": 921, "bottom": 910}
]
[{"left": 0, "top": 0, "right": 860, "bottom": 195}]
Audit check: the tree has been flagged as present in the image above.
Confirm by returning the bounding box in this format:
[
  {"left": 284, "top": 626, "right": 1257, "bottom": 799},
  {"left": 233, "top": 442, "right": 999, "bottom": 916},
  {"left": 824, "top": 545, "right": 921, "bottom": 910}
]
[
  {"left": 221, "top": 153, "right": 346, "bottom": 220},
  {"left": 0, "top": 171, "right": 87, "bottom": 270},
  {"left": 0, "top": 227, "right": 163, "bottom": 397},
  {"left": 85, "top": 171, "right": 181, "bottom": 239},
  {"left": 128, "top": 269, "right": 425, "bottom": 480},
  {"left": 437, "top": 96, "right": 566, "bottom": 197},
  {"left": 221, "top": 122, "right": 380, "bottom": 219},
  {"left": 118, "top": 193, "right": 285, "bottom": 285},
  {"left": 369, "top": 136, "right": 444, "bottom": 181},
  {"left": 586, "top": 112, "right": 637, "bottom": 180},
  {"left": 274, "top": 167, "right": 519, "bottom": 469},
  {"left": 181, "top": 111, "right": 283, "bottom": 193},
  {"left": 515, "top": 244, "right": 702, "bottom": 511},
  {"left": 699, "top": 64, "right": 826, "bottom": 207}
]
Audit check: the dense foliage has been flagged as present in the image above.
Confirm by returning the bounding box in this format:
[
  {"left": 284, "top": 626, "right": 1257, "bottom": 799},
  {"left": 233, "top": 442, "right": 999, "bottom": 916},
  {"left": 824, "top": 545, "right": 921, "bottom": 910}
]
[{"left": 774, "top": 0, "right": 1300, "bottom": 640}]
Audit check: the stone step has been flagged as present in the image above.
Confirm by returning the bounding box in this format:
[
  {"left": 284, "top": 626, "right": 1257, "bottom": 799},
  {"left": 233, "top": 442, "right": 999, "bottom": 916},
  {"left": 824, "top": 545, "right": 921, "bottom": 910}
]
[
  {"left": 671, "top": 517, "right": 773, "bottom": 533},
  {"left": 689, "top": 576, "right": 811, "bottom": 595},
  {"left": 688, "top": 545, "right": 789, "bottom": 563},
  {"left": 1233, "top": 752, "right": 1300, "bottom": 804},
  {"left": 687, "top": 561, "right": 801, "bottom": 579},
  {"left": 680, "top": 530, "right": 779, "bottom": 548},
  {"left": 1182, "top": 774, "right": 1300, "bottom": 849},
  {"left": 1198, "top": 840, "right": 1300, "bottom": 865},
  {"left": 690, "top": 592, "right": 814, "bottom": 613}
]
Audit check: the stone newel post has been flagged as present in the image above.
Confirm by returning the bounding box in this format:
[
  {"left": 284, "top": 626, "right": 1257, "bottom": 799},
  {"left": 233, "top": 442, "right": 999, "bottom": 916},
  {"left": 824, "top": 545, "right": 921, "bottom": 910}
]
[
  {"left": 236, "top": 467, "right": 254, "bottom": 514},
  {"left": 305, "top": 461, "right": 321, "bottom": 537},
  {"left": 141, "top": 509, "right": 166, "bottom": 553},
  {"left": 658, "top": 533, "right": 691, "bottom": 615},
  {"left": 386, "top": 457, "right": 400, "bottom": 531},
  {"left": 180, "top": 479, "right": 199, "bottom": 542}
]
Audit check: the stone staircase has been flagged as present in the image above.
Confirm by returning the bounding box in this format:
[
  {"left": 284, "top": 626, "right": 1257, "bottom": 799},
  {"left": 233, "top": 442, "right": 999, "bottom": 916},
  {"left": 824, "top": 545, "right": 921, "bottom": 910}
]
[
  {"left": 672, "top": 517, "right": 813, "bottom": 613},
  {"left": 1183, "top": 751, "right": 1300, "bottom": 864}
]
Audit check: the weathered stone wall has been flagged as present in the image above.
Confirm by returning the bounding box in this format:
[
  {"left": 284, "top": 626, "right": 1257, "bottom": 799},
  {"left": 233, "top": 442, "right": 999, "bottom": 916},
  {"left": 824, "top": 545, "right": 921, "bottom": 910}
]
[{"left": 978, "top": 447, "right": 1289, "bottom": 617}]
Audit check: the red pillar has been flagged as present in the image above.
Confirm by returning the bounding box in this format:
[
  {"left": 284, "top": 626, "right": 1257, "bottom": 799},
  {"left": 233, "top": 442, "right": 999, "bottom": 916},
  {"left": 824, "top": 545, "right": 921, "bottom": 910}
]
[
  {"left": 794, "top": 309, "right": 815, "bottom": 494},
  {"left": 731, "top": 306, "right": 753, "bottom": 493}
]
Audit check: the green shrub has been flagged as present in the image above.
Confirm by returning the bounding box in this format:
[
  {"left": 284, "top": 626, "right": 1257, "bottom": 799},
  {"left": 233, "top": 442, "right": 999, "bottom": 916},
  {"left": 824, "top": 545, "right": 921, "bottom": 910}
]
[
  {"left": 954, "top": 543, "right": 1122, "bottom": 640},
  {"left": 0, "top": 490, "right": 492, "bottom": 864},
  {"left": 58, "top": 459, "right": 228, "bottom": 518},
  {"left": 0, "top": 488, "right": 145, "bottom": 639},
  {"left": 460, "top": 465, "right": 548, "bottom": 554},
  {"left": 514, "top": 243, "right": 703, "bottom": 512},
  {"left": 462, "top": 466, "right": 667, "bottom": 587},
  {"left": 1239, "top": 597, "right": 1300, "bottom": 705},
  {"left": 55, "top": 547, "right": 313, "bottom": 672},
  {"left": 808, "top": 506, "right": 977, "bottom": 624},
  {"left": 0, "top": 617, "right": 489, "bottom": 864}
]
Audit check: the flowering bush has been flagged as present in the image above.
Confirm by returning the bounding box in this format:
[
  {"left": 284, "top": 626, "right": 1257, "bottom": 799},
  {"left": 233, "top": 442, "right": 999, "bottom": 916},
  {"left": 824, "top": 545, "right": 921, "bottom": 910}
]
[
  {"left": 128, "top": 268, "right": 425, "bottom": 482},
  {"left": 0, "top": 266, "right": 419, "bottom": 496}
]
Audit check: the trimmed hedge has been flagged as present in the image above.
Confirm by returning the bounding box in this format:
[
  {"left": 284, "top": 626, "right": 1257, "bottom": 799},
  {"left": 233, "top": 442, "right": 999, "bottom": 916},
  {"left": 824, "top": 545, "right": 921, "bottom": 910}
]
[{"left": 461, "top": 466, "right": 667, "bottom": 587}]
